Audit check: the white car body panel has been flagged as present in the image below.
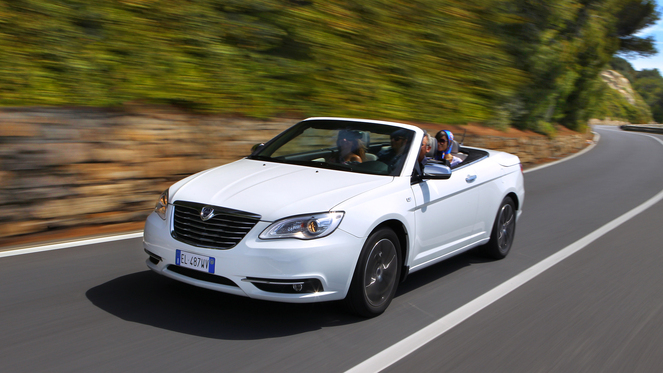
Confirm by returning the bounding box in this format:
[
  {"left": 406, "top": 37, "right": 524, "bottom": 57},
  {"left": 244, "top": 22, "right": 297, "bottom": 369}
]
[
  {"left": 143, "top": 117, "right": 525, "bottom": 305},
  {"left": 410, "top": 161, "right": 482, "bottom": 268},
  {"left": 171, "top": 160, "right": 393, "bottom": 222}
]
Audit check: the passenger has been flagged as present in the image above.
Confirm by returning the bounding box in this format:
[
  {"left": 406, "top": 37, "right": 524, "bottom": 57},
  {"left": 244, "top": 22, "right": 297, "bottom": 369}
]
[
  {"left": 329, "top": 129, "right": 365, "bottom": 164},
  {"left": 378, "top": 129, "right": 409, "bottom": 167},
  {"left": 434, "top": 130, "right": 462, "bottom": 167},
  {"left": 412, "top": 132, "right": 431, "bottom": 182}
]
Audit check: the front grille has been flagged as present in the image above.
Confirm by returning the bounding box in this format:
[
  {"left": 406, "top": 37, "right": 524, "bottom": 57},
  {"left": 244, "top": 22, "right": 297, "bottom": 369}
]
[{"left": 172, "top": 201, "right": 261, "bottom": 250}]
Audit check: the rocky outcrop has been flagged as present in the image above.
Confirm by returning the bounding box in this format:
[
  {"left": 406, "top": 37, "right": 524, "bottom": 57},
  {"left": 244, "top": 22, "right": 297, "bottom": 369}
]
[
  {"left": 601, "top": 70, "right": 638, "bottom": 105},
  {"left": 0, "top": 107, "right": 591, "bottom": 241}
]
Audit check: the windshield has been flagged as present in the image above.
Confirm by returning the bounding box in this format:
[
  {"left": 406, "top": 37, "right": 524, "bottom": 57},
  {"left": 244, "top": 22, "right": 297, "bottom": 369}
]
[{"left": 248, "top": 119, "right": 415, "bottom": 176}]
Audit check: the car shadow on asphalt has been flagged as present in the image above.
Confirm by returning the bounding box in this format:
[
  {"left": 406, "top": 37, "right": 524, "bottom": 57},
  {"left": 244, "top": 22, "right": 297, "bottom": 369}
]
[
  {"left": 86, "top": 270, "right": 357, "bottom": 340},
  {"left": 86, "top": 248, "right": 495, "bottom": 340},
  {"left": 395, "top": 249, "right": 495, "bottom": 296}
]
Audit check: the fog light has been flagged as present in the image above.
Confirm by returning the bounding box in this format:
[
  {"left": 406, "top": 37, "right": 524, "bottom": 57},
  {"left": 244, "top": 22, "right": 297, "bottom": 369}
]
[{"left": 244, "top": 278, "right": 323, "bottom": 293}]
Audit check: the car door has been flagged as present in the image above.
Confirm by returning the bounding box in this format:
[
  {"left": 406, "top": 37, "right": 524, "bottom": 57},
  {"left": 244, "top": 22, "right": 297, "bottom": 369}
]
[{"left": 409, "top": 163, "right": 482, "bottom": 269}]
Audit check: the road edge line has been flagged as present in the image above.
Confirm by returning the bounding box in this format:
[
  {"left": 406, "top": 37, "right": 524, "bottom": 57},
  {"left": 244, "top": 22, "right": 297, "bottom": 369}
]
[{"left": 0, "top": 231, "right": 144, "bottom": 258}]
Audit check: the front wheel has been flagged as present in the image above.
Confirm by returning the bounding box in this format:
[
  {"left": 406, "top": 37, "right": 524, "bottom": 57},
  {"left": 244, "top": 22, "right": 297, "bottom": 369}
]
[
  {"left": 482, "top": 197, "right": 517, "bottom": 259},
  {"left": 346, "top": 228, "right": 402, "bottom": 317}
]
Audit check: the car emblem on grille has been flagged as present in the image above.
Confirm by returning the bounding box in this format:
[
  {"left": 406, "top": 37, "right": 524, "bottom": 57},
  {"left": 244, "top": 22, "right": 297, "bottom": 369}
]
[{"left": 200, "top": 206, "right": 215, "bottom": 221}]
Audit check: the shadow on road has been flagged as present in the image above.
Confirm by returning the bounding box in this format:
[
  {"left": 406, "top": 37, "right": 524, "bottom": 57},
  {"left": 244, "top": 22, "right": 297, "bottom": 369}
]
[
  {"left": 86, "top": 249, "right": 494, "bottom": 340},
  {"left": 86, "top": 270, "right": 359, "bottom": 340},
  {"left": 396, "top": 249, "right": 495, "bottom": 296}
]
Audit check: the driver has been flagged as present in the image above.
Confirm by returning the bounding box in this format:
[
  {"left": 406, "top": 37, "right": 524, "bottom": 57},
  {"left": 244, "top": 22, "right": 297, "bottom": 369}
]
[{"left": 378, "top": 129, "right": 409, "bottom": 167}]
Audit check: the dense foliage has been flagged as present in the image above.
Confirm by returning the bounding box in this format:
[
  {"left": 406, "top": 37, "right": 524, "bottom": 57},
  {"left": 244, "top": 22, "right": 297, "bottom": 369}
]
[
  {"left": 634, "top": 69, "right": 663, "bottom": 122},
  {"left": 594, "top": 79, "right": 653, "bottom": 124},
  {"left": 614, "top": 0, "right": 660, "bottom": 57},
  {"left": 610, "top": 57, "right": 663, "bottom": 122},
  {"left": 0, "top": 0, "right": 659, "bottom": 132},
  {"left": 609, "top": 57, "right": 638, "bottom": 82}
]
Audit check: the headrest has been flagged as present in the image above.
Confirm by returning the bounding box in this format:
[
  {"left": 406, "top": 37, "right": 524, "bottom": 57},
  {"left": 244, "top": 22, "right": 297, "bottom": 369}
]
[
  {"left": 391, "top": 129, "right": 409, "bottom": 139},
  {"left": 427, "top": 136, "right": 437, "bottom": 157},
  {"left": 451, "top": 140, "right": 459, "bottom": 154},
  {"left": 338, "top": 129, "right": 364, "bottom": 141}
]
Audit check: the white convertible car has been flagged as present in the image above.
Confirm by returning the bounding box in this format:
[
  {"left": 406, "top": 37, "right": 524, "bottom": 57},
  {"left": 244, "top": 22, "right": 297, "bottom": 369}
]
[{"left": 143, "top": 118, "right": 524, "bottom": 317}]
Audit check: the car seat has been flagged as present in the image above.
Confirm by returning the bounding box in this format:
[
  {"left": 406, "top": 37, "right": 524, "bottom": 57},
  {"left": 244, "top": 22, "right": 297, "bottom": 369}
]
[{"left": 427, "top": 137, "right": 437, "bottom": 157}]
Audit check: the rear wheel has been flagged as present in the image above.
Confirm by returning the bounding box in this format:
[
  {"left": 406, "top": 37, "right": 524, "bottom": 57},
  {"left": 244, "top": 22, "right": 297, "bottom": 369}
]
[
  {"left": 346, "top": 228, "right": 401, "bottom": 317},
  {"left": 482, "top": 197, "right": 516, "bottom": 259}
]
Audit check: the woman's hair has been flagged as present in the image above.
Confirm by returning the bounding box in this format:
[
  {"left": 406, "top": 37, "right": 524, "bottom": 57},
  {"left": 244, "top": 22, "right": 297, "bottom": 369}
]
[
  {"left": 355, "top": 139, "right": 366, "bottom": 160},
  {"left": 338, "top": 130, "right": 367, "bottom": 160},
  {"left": 435, "top": 130, "right": 454, "bottom": 156}
]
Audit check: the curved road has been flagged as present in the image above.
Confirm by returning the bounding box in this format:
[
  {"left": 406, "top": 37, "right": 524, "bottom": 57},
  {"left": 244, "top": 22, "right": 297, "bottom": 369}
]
[{"left": 1, "top": 125, "right": 663, "bottom": 372}]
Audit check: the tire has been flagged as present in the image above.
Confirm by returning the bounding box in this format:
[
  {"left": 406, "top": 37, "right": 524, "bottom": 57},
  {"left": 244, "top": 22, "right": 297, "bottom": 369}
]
[
  {"left": 346, "top": 228, "right": 402, "bottom": 318},
  {"left": 482, "top": 197, "right": 517, "bottom": 259}
]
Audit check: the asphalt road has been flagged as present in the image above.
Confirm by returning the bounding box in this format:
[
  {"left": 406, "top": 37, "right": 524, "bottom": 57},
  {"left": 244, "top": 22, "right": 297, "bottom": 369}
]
[{"left": 1, "top": 125, "right": 662, "bottom": 372}]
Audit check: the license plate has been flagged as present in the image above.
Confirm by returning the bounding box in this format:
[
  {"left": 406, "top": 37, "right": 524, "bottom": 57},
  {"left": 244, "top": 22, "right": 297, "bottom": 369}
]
[{"left": 175, "top": 250, "right": 215, "bottom": 274}]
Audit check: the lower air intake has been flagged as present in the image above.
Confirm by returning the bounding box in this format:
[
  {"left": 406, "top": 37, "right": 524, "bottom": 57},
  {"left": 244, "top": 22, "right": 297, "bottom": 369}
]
[{"left": 167, "top": 265, "right": 238, "bottom": 287}]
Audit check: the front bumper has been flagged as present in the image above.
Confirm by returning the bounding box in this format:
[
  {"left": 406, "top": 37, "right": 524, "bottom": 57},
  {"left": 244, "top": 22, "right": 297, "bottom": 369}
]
[{"left": 143, "top": 208, "right": 363, "bottom": 303}]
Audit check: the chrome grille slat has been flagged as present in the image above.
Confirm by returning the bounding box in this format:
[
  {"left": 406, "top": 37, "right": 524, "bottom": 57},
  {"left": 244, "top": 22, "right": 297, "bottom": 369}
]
[
  {"left": 171, "top": 201, "right": 261, "bottom": 250},
  {"left": 176, "top": 224, "right": 249, "bottom": 236},
  {"left": 174, "top": 209, "right": 257, "bottom": 225},
  {"left": 174, "top": 226, "right": 245, "bottom": 240},
  {"left": 174, "top": 232, "right": 237, "bottom": 246},
  {"left": 173, "top": 217, "right": 254, "bottom": 232},
  {"left": 173, "top": 212, "right": 256, "bottom": 228}
]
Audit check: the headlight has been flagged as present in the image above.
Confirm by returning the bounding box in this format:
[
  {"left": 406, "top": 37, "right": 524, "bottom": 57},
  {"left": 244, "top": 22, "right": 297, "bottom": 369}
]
[
  {"left": 155, "top": 189, "right": 169, "bottom": 220},
  {"left": 259, "top": 212, "right": 344, "bottom": 240}
]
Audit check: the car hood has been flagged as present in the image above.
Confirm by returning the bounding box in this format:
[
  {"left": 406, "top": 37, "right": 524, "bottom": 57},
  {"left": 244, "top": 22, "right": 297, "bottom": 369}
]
[{"left": 170, "top": 159, "right": 393, "bottom": 221}]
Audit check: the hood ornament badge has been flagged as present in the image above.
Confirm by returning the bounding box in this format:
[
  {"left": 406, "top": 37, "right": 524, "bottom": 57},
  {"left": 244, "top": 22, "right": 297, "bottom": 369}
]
[{"left": 200, "top": 206, "right": 215, "bottom": 221}]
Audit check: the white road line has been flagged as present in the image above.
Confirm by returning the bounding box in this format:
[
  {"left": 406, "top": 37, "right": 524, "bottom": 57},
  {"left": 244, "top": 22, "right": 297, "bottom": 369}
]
[
  {"left": 347, "top": 132, "right": 663, "bottom": 373},
  {"left": 0, "top": 231, "right": 143, "bottom": 258}
]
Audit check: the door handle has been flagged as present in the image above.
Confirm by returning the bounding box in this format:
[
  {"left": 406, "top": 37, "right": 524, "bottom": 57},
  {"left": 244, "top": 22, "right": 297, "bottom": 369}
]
[{"left": 466, "top": 174, "right": 477, "bottom": 183}]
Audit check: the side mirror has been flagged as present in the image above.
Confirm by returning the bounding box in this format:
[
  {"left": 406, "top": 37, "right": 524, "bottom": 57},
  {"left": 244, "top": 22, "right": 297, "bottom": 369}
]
[
  {"left": 251, "top": 143, "right": 265, "bottom": 154},
  {"left": 422, "top": 162, "right": 452, "bottom": 180}
]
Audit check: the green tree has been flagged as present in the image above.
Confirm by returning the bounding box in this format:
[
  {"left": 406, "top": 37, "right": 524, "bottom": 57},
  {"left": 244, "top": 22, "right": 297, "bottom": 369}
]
[
  {"left": 634, "top": 69, "right": 663, "bottom": 122},
  {"left": 495, "top": 0, "right": 620, "bottom": 132},
  {"left": 614, "top": 0, "right": 660, "bottom": 57},
  {"left": 609, "top": 56, "right": 638, "bottom": 82},
  {"left": 495, "top": 0, "right": 659, "bottom": 132}
]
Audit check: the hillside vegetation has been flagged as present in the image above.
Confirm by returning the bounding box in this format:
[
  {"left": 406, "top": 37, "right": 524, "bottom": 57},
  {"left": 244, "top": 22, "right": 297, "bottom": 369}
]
[
  {"left": 636, "top": 69, "right": 663, "bottom": 123},
  {"left": 610, "top": 57, "right": 663, "bottom": 123},
  {"left": 0, "top": 0, "right": 659, "bottom": 133},
  {"left": 594, "top": 68, "right": 653, "bottom": 123}
]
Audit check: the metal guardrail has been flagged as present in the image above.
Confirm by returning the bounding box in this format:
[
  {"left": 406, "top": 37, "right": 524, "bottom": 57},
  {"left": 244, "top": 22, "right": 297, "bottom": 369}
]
[{"left": 620, "top": 124, "right": 663, "bottom": 134}]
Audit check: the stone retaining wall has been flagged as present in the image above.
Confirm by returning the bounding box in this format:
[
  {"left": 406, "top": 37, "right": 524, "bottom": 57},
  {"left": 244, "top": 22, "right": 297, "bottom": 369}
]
[{"left": 0, "top": 107, "right": 591, "bottom": 241}]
